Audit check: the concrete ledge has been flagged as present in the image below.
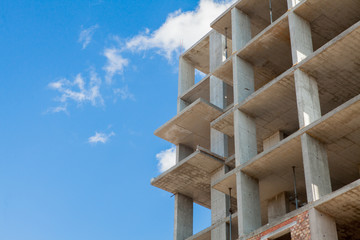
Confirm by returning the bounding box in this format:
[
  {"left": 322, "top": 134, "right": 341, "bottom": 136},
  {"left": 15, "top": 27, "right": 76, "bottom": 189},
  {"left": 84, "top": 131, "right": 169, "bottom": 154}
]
[
  {"left": 154, "top": 98, "right": 223, "bottom": 150},
  {"left": 151, "top": 146, "right": 226, "bottom": 208}
]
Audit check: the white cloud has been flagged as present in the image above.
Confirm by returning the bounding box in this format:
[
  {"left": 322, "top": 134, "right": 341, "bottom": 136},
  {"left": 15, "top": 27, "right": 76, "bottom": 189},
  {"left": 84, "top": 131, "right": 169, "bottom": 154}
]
[
  {"left": 113, "top": 85, "right": 135, "bottom": 101},
  {"left": 125, "top": 0, "right": 234, "bottom": 59},
  {"left": 48, "top": 70, "right": 104, "bottom": 111},
  {"left": 103, "top": 48, "right": 129, "bottom": 84},
  {"left": 156, "top": 146, "right": 176, "bottom": 172},
  {"left": 88, "top": 131, "right": 115, "bottom": 144},
  {"left": 78, "top": 24, "right": 99, "bottom": 49}
]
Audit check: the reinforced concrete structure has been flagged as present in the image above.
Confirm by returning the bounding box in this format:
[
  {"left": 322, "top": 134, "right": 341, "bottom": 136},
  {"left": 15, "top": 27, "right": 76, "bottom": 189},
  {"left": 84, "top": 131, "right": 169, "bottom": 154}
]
[{"left": 152, "top": 0, "right": 360, "bottom": 239}]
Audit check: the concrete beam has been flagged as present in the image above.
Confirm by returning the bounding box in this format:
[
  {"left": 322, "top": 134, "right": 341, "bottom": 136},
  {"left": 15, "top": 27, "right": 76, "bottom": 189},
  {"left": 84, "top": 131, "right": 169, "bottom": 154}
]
[{"left": 174, "top": 193, "right": 193, "bottom": 240}]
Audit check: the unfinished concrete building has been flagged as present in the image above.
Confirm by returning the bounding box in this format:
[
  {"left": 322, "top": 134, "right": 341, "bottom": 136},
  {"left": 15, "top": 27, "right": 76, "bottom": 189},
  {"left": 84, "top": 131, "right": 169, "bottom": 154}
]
[{"left": 152, "top": 0, "right": 360, "bottom": 239}]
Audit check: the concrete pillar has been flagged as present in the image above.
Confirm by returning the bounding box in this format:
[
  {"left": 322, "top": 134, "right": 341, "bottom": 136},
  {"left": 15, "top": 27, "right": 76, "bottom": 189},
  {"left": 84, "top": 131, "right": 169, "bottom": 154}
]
[
  {"left": 209, "top": 30, "right": 230, "bottom": 240},
  {"left": 302, "top": 134, "right": 332, "bottom": 202},
  {"left": 294, "top": 70, "right": 321, "bottom": 128},
  {"left": 289, "top": 13, "right": 313, "bottom": 64},
  {"left": 174, "top": 193, "right": 193, "bottom": 240},
  {"left": 267, "top": 192, "right": 290, "bottom": 222},
  {"left": 236, "top": 172, "right": 261, "bottom": 234},
  {"left": 263, "top": 131, "right": 284, "bottom": 151},
  {"left": 177, "top": 57, "right": 195, "bottom": 112},
  {"left": 287, "top": 0, "right": 301, "bottom": 9},
  {"left": 309, "top": 208, "right": 338, "bottom": 240},
  {"left": 176, "top": 144, "right": 193, "bottom": 163},
  {"left": 231, "top": 7, "right": 261, "bottom": 236},
  {"left": 231, "top": 7, "right": 251, "bottom": 52}
]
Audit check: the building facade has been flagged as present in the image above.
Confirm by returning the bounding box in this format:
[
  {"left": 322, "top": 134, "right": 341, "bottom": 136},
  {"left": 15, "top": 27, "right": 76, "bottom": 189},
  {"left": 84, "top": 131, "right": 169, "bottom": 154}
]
[{"left": 152, "top": 0, "right": 360, "bottom": 239}]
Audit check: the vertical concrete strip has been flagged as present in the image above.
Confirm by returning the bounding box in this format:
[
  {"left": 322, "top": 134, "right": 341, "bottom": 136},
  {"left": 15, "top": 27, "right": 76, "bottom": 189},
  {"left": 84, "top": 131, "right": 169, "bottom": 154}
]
[
  {"left": 267, "top": 192, "right": 290, "bottom": 223},
  {"left": 287, "top": 0, "right": 302, "bottom": 9},
  {"left": 174, "top": 193, "right": 193, "bottom": 240},
  {"left": 309, "top": 208, "right": 338, "bottom": 240},
  {"left": 177, "top": 57, "right": 195, "bottom": 112},
  {"left": 236, "top": 172, "right": 261, "bottom": 234},
  {"left": 174, "top": 55, "right": 195, "bottom": 240},
  {"left": 231, "top": 7, "right": 261, "bottom": 236},
  {"left": 289, "top": 12, "right": 313, "bottom": 64},
  {"left": 302, "top": 134, "right": 332, "bottom": 202},
  {"left": 209, "top": 30, "right": 230, "bottom": 240},
  {"left": 294, "top": 69, "right": 321, "bottom": 128}
]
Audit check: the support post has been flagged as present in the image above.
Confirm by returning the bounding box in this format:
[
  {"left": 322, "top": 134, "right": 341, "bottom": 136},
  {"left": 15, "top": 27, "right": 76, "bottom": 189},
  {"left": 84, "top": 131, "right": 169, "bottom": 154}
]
[
  {"left": 309, "top": 208, "right": 338, "bottom": 240},
  {"left": 174, "top": 193, "right": 193, "bottom": 240},
  {"left": 177, "top": 57, "right": 195, "bottom": 112}
]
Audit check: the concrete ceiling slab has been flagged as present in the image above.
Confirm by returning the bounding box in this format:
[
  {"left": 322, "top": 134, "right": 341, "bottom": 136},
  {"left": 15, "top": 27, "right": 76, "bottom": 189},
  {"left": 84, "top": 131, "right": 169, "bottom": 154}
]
[
  {"left": 154, "top": 98, "right": 223, "bottom": 150},
  {"left": 151, "top": 147, "right": 226, "bottom": 209}
]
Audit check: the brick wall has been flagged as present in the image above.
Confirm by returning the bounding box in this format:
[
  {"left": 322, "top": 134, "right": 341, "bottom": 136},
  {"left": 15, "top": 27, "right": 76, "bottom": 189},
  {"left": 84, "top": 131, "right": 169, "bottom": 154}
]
[{"left": 246, "top": 211, "right": 310, "bottom": 240}]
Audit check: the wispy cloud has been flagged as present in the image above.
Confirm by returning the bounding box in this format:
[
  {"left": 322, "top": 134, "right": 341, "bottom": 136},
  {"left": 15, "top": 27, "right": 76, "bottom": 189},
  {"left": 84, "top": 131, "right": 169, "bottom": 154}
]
[
  {"left": 125, "top": 0, "right": 234, "bottom": 59},
  {"left": 78, "top": 24, "right": 99, "bottom": 49},
  {"left": 103, "top": 48, "right": 129, "bottom": 84},
  {"left": 88, "top": 131, "right": 115, "bottom": 144},
  {"left": 113, "top": 85, "right": 135, "bottom": 101},
  {"left": 156, "top": 146, "right": 176, "bottom": 172},
  {"left": 48, "top": 70, "right": 104, "bottom": 112}
]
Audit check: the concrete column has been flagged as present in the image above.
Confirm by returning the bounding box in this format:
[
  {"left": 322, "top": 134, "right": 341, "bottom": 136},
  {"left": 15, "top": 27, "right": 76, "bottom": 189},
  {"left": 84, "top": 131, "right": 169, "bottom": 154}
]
[
  {"left": 174, "top": 193, "right": 193, "bottom": 240},
  {"left": 231, "top": 7, "right": 251, "bottom": 52},
  {"left": 209, "top": 30, "right": 230, "bottom": 240},
  {"left": 176, "top": 144, "right": 193, "bottom": 163},
  {"left": 309, "top": 208, "right": 338, "bottom": 240},
  {"left": 236, "top": 172, "right": 261, "bottom": 234},
  {"left": 302, "top": 134, "right": 332, "bottom": 202},
  {"left": 267, "top": 192, "right": 290, "bottom": 223},
  {"left": 177, "top": 57, "right": 195, "bottom": 112},
  {"left": 289, "top": 12, "right": 313, "bottom": 64},
  {"left": 287, "top": 0, "right": 301, "bottom": 9},
  {"left": 263, "top": 131, "right": 284, "bottom": 151},
  {"left": 294, "top": 70, "right": 321, "bottom": 128},
  {"left": 231, "top": 8, "right": 261, "bottom": 236}
]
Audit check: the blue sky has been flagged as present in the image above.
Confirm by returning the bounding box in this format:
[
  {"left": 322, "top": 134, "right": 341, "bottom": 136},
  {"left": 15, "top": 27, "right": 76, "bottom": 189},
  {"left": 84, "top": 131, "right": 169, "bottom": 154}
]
[{"left": 0, "top": 0, "right": 232, "bottom": 239}]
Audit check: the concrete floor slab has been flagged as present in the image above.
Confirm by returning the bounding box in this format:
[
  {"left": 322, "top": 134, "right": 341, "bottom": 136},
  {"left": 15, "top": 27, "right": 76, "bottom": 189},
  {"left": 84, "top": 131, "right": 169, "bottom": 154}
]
[
  {"left": 154, "top": 98, "right": 223, "bottom": 150},
  {"left": 151, "top": 147, "right": 226, "bottom": 208}
]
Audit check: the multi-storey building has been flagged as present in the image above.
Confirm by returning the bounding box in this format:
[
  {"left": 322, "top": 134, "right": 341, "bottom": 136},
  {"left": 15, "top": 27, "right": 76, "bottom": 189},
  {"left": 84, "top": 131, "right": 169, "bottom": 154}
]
[{"left": 152, "top": 0, "right": 360, "bottom": 239}]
